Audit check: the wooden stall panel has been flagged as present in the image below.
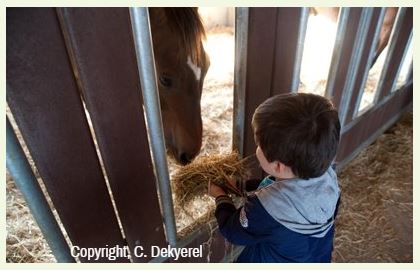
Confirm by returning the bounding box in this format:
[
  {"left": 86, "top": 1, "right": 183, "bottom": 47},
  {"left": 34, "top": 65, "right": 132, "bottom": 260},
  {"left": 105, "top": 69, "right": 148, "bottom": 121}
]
[
  {"left": 243, "top": 8, "right": 309, "bottom": 177},
  {"left": 242, "top": 8, "right": 277, "bottom": 178},
  {"left": 271, "top": 8, "right": 306, "bottom": 94},
  {"left": 336, "top": 84, "right": 412, "bottom": 166},
  {"left": 6, "top": 8, "right": 128, "bottom": 262},
  {"left": 57, "top": 8, "right": 166, "bottom": 262}
]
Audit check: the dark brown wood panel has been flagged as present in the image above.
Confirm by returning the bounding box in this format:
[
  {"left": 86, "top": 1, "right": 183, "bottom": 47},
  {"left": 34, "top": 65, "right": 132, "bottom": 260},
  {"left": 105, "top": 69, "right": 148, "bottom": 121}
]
[
  {"left": 336, "top": 83, "right": 412, "bottom": 163},
  {"left": 271, "top": 8, "right": 304, "bottom": 95},
  {"left": 6, "top": 8, "right": 128, "bottom": 262},
  {"left": 345, "top": 8, "right": 383, "bottom": 124},
  {"left": 57, "top": 8, "right": 166, "bottom": 262},
  {"left": 243, "top": 8, "right": 278, "bottom": 177},
  {"left": 377, "top": 8, "right": 412, "bottom": 101},
  {"left": 328, "top": 8, "right": 362, "bottom": 111}
]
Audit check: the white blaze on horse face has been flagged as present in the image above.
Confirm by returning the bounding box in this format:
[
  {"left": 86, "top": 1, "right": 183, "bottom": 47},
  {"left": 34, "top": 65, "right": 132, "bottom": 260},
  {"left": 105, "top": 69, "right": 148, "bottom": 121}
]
[{"left": 187, "top": 55, "right": 201, "bottom": 81}]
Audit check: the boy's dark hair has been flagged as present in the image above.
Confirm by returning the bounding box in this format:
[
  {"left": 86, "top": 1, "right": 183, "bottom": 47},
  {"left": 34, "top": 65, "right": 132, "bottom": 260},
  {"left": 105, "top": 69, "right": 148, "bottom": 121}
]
[{"left": 252, "top": 93, "right": 341, "bottom": 179}]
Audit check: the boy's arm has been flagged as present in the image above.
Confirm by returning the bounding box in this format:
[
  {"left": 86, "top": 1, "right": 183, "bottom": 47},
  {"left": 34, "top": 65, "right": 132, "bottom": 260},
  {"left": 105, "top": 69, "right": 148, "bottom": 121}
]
[{"left": 215, "top": 195, "right": 270, "bottom": 245}]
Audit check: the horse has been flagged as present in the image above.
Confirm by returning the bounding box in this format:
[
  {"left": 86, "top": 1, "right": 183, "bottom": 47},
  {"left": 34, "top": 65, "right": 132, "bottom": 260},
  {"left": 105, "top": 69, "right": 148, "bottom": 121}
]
[
  {"left": 148, "top": 8, "right": 210, "bottom": 165},
  {"left": 311, "top": 7, "right": 398, "bottom": 67}
]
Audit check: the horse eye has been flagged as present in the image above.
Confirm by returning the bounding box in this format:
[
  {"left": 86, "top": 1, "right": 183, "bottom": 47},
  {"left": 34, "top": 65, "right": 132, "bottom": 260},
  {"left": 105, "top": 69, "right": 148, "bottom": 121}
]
[{"left": 159, "top": 76, "right": 172, "bottom": 88}]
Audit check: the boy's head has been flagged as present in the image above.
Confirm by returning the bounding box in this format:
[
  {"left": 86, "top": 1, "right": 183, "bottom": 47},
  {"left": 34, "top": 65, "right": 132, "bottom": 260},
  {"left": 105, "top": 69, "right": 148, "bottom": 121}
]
[{"left": 252, "top": 93, "right": 341, "bottom": 179}]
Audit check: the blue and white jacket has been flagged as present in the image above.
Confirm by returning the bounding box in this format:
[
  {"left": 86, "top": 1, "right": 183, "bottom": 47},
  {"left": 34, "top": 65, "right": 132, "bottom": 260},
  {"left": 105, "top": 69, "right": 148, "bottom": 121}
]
[{"left": 215, "top": 167, "right": 341, "bottom": 263}]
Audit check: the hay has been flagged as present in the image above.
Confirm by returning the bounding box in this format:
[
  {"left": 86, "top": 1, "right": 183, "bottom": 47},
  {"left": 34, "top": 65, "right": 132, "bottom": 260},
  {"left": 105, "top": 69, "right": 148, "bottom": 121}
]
[
  {"left": 333, "top": 111, "right": 413, "bottom": 262},
  {"left": 171, "top": 151, "right": 251, "bottom": 238},
  {"left": 172, "top": 152, "right": 251, "bottom": 205},
  {"left": 6, "top": 172, "right": 56, "bottom": 263}
]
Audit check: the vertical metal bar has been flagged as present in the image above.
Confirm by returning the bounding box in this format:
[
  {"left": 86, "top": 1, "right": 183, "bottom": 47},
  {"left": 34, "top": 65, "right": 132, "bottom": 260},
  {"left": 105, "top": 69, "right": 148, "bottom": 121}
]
[
  {"left": 325, "top": 7, "right": 351, "bottom": 98},
  {"left": 129, "top": 7, "right": 177, "bottom": 246},
  {"left": 352, "top": 8, "right": 386, "bottom": 119},
  {"left": 6, "top": 118, "right": 75, "bottom": 263},
  {"left": 291, "top": 7, "right": 310, "bottom": 92},
  {"left": 391, "top": 30, "right": 412, "bottom": 92},
  {"left": 339, "top": 8, "right": 374, "bottom": 124},
  {"left": 233, "top": 7, "right": 249, "bottom": 157},
  {"left": 405, "top": 60, "right": 413, "bottom": 85},
  {"left": 374, "top": 7, "right": 407, "bottom": 102}
]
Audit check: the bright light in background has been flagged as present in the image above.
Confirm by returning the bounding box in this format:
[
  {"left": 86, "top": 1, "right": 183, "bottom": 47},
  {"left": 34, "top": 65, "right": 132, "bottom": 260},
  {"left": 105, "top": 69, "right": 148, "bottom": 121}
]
[
  {"left": 358, "top": 46, "right": 389, "bottom": 113},
  {"left": 299, "top": 15, "right": 339, "bottom": 95},
  {"left": 202, "top": 30, "right": 235, "bottom": 84},
  {"left": 394, "top": 37, "right": 413, "bottom": 90}
]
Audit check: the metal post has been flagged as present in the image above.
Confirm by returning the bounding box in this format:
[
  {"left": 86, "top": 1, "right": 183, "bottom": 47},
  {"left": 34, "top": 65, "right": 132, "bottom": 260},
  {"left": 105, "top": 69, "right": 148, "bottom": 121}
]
[
  {"left": 325, "top": 7, "right": 350, "bottom": 98},
  {"left": 129, "top": 7, "right": 177, "bottom": 246},
  {"left": 339, "top": 8, "right": 374, "bottom": 124},
  {"left": 291, "top": 7, "right": 310, "bottom": 92},
  {"left": 390, "top": 30, "right": 412, "bottom": 92},
  {"left": 374, "top": 7, "right": 407, "bottom": 103},
  {"left": 405, "top": 60, "right": 413, "bottom": 85},
  {"left": 6, "top": 118, "right": 75, "bottom": 263},
  {"left": 352, "top": 8, "right": 386, "bottom": 119},
  {"left": 233, "top": 7, "right": 249, "bottom": 157}
]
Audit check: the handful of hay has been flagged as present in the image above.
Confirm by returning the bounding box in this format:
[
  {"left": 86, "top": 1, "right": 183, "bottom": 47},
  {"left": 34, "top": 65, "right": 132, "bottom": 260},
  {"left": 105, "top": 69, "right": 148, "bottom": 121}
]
[{"left": 172, "top": 152, "right": 252, "bottom": 205}]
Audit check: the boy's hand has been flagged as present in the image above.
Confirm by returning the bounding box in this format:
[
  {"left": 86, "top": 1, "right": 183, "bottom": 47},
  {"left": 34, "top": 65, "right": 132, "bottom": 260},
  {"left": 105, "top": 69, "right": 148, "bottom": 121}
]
[
  {"left": 226, "top": 177, "right": 237, "bottom": 189},
  {"left": 208, "top": 181, "right": 227, "bottom": 198}
]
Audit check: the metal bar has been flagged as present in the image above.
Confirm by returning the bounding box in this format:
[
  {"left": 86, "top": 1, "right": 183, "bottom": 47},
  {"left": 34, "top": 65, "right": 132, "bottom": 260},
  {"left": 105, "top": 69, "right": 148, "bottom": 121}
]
[
  {"left": 129, "top": 7, "right": 177, "bottom": 246},
  {"left": 343, "top": 83, "right": 408, "bottom": 134},
  {"left": 405, "top": 60, "right": 413, "bottom": 85},
  {"left": 352, "top": 8, "right": 386, "bottom": 119},
  {"left": 374, "top": 7, "right": 407, "bottom": 102},
  {"left": 233, "top": 7, "right": 249, "bottom": 157},
  {"left": 339, "top": 8, "right": 374, "bottom": 124},
  {"left": 6, "top": 118, "right": 75, "bottom": 263},
  {"left": 291, "top": 7, "right": 310, "bottom": 92},
  {"left": 325, "top": 7, "right": 350, "bottom": 98},
  {"left": 391, "top": 29, "right": 412, "bottom": 92}
]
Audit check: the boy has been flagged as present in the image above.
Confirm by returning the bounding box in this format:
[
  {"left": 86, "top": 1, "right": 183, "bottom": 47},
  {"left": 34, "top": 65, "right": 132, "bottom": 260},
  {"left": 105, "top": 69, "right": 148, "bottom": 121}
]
[{"left": 208, "top": 93, "right": 341, "bottom": 263}]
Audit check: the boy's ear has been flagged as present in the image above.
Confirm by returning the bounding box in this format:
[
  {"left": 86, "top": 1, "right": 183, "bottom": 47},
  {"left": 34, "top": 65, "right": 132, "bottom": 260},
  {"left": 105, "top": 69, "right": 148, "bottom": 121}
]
[
  {"left": 273, "top": 161, "right": 283, "bottom": 174},
  {"left": 273, "top": 161, "right": 291, "bottom": 175}
]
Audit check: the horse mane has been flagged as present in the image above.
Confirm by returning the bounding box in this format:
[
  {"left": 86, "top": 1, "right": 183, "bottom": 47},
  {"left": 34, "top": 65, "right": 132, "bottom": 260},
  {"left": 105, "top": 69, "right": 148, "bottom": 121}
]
[{"left": 163, "top": 8, "right": 206, "bottom": 65}]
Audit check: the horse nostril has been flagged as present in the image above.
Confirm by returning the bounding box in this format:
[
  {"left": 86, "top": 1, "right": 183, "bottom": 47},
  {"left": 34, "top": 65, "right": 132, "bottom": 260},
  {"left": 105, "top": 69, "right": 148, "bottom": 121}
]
[{"left": 179, "top": 153, "right": 192, "bottom": 165}]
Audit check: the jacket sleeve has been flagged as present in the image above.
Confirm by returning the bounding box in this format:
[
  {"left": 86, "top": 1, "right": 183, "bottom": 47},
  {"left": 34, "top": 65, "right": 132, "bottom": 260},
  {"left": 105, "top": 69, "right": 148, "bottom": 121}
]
[{"left": 214, "top": 195, "right": 272, "bottom": 245}]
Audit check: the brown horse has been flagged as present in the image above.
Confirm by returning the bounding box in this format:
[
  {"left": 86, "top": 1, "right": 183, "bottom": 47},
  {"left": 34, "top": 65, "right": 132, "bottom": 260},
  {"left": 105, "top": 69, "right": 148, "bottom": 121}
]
[
  {"left": 148, "top": 8, "right": 210, "bottom": 165},
  {"left": 311, "top": 7, "right": 398, "bottom": 67}
]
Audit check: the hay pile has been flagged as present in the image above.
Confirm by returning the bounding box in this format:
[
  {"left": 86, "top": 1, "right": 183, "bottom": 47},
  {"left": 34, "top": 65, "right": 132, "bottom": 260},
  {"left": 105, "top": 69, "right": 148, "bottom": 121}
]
[
  {"left": 172, "top": 152, "right": 251, "bottom": 205},
  {"left": 171, "top": 152, "right": 252, "bottom": 238},
  {"left": 333, "top": 111, "right": 413, "bottom": 262}
]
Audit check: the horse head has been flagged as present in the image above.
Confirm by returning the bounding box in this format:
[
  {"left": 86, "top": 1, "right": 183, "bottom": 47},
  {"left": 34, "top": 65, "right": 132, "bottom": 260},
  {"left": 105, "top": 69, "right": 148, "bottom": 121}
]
[{"left": 149, "top": 8, "right": 210, "bottom": 165}]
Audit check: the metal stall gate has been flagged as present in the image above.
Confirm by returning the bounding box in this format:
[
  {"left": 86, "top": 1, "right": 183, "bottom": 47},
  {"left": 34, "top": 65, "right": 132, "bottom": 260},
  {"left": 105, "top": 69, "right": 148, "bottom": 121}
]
[
  {"left": 234, "top": 7, "right": 413, "bottom": 177},
  {"left": 7, "top": 7, "right": 413, "bottom": 263},
  {"left": 7, "top": 7, "right": 239, "bottom": 263}
]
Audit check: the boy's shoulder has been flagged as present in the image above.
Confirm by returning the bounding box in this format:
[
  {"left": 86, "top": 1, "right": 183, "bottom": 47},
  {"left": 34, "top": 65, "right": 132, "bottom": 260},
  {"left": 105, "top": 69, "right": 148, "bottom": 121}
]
[{"left": 253, "top": 167, "right": 340, "bottom": 237}]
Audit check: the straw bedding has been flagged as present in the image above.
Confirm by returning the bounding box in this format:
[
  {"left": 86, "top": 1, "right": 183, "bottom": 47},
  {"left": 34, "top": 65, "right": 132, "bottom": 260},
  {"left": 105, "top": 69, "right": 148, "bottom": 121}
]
[{"left": 332, "top": 111, "right": 413, "bottom": 262}]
